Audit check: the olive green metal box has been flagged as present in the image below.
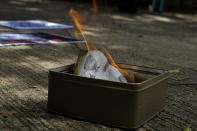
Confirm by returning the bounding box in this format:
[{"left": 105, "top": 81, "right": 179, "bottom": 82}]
[{"left": 48, "top": 63, "right": 168, "bottom": 129}]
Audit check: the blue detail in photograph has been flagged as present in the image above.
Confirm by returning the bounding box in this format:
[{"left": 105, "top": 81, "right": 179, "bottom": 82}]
[
  {"left": 0, "top": 20, "right": 73, "bottom": 29},
  {"left": 0, "top": 32, "right": 84, "bottom": 46}
]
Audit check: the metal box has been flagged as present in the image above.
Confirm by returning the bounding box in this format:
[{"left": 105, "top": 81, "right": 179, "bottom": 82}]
[{"left": 47, "top": 63, "right": 168, "bottom": 129}]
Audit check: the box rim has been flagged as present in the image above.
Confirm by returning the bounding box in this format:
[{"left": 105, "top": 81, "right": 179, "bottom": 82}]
[{"left": 49, "top": 63, "right": 168, "bottom": 92}]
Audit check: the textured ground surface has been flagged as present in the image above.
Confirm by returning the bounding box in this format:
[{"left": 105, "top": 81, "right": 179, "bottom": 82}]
[{"left": 0, "top": 0, "right": 197, "bottom": 130}]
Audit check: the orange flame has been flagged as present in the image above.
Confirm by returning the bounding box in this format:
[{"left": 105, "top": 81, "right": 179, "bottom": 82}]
[
  {"left": 69, "top": 7, "right": 132, "bottom": 82},
  {"left": 100, "top": 46, "right": 131, "bottom": 79},
  {"left": 69, "top": 9, "right": 90, "bottom": 51},
  {"left": 74, "top": 30, "right": 80, "bottom": 40},
  {"left": 92, "top": 0, "right": 97, "bottom": 14}
]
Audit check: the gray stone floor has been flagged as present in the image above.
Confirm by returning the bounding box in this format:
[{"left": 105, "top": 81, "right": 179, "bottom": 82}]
[{"left": 0, "top": 0, "right": 196, "bottom": 130}]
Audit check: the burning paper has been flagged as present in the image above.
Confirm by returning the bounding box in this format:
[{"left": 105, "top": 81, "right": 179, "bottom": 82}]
[
  {"left": 74, "top": 50, "right": 128, "bottom": 83},
  {"left": 70, "top": 7, "right": 144, "bottom": 83}
]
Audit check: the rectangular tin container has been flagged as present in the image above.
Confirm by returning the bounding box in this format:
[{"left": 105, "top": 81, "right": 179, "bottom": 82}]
[{"left": 47, "top": 63, "right": 168, "bottom": 129}]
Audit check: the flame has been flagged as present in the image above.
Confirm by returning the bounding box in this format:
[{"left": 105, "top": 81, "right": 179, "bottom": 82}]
[
  {"left": 90, "top": 43, "right": 97, "bottom": 50},
  {"left": 69, "top": 6, "right": 133, "bottom": 82},
  {"left": 92, "top": 0, "right": 97, "bottom": 14},
  {"left": 69, "top": 9, "right": 90, "bottom": 51},
  {"left": 100, "top": 46, "right": 131, "bottom": 79},
  {"left": 74, "top": 30, "right": 80, "bottom": 40}
]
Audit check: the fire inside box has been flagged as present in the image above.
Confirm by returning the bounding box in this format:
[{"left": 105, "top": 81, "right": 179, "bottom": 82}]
[
  {"left": 48, "top": 5, "right": 168, "bottom": 129},
  {"left": 48, "top": 63, "right": 168, "bottom": 129}
]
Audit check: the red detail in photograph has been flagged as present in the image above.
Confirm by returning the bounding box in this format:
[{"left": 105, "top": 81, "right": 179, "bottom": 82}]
[{"left": 11, "top": 40, "right": 31, "bottom": 43}]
